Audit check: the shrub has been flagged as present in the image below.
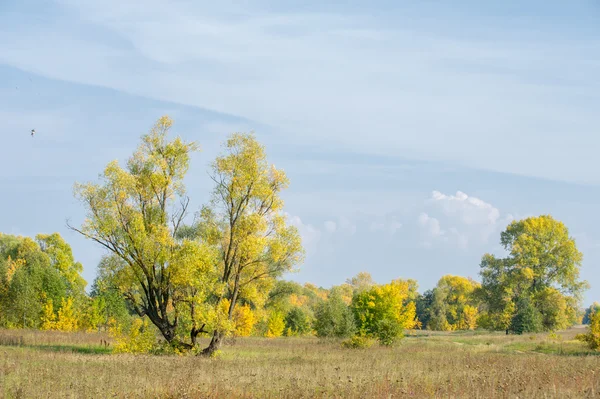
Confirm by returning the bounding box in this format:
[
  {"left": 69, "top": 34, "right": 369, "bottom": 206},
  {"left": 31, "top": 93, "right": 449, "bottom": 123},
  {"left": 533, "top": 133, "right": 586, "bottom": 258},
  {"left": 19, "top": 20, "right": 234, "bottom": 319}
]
[
  {"left": 576, "top": 308, "right": 600, "bottom": 350},
  {"left": 341, "top": 335, "right": 374, "bottom": 349},
  {"left": 314, "top": 292, "right": 356, "bottom": 338},
  {"left": 375, "top": 318, "right": 402, "bottom": 346},
  {"left": 284, "top": 307, "right": 312, "bottom": 336},
  {"left": 351, "top": 279, "right": 417, "bottom": 341},
  {"left": 265, "top": 311, "right": 286, "bottom": 338},
  {"left": 109, "top": 318, "right": 156, "bottom": 354}
]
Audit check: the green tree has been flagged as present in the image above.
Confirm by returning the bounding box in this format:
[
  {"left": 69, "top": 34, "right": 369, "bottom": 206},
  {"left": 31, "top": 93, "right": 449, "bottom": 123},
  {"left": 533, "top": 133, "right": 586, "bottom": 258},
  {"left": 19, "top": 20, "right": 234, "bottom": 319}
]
[
  {"left": 284, "top": 307, "right": 312, "bottom": 336},
  {"left": 314, "top": 289, "right": 356, "bottom": 338},
  {"left": 0, "top": 234, "right": 74, "bottom": 328},
  {"left": 479, "top": 216, "right": 587, "bottom": 333},
  {"left": 88, "top": 258, "right": 135, "bottom": 331},
  {"left": 510, "top": 296, "right": 543, "bottom": 334},
  {"left": 415, "top": 290, "right": 434, "bottom": 329},
  {"left": 36, "top": 233, "right": 86, "bottom": 297}
]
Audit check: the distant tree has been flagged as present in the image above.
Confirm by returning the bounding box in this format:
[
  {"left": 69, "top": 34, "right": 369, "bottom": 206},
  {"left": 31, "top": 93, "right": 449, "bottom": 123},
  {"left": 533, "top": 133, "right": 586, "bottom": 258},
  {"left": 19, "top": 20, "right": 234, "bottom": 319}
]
[
  {"left": 88, "top": 258, "right": 135, "bottom": 331},
  {"left": 36, "top": 233, "right": 86, "bottom": 297},
  {"left": 314, "top": 290, "right": 356, "bottom": 338},
  {"left": 428, "top": 275, "right": 480, "bottom": 331},
  {"left": 479, "top": 215, "right": 587, "bottom": 333},
  {"left": 415, "top": 290, "right": 434, "bottom": 329},
  {"left": 0, "top": 234, "right": 82, "bottom": 329},
  {"left": 583, "top": 303, "right": 600, "bottom": 325},
  {"left": 284, "top": 307, "right": 312, "bottom": 336},
  {"left": 346, "top": 272, "right": 375, "bottom": 293},
  {"left": 231, "top": 302, "right": 256, "bottom": 337}
]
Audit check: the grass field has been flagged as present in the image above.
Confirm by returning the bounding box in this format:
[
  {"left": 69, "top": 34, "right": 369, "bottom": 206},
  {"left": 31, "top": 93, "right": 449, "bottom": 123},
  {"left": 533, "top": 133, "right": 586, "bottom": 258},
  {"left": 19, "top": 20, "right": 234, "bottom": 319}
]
[{"left": 0, "top": 327, "right": 599, "bottom": 398}]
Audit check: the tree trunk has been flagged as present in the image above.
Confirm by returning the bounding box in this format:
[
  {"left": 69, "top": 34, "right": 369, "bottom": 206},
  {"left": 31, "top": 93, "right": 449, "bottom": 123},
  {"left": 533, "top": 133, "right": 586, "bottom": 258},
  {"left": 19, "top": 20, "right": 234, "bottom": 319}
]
[{"left": 200, "top": 330, "right": 223, "bottom": 357}]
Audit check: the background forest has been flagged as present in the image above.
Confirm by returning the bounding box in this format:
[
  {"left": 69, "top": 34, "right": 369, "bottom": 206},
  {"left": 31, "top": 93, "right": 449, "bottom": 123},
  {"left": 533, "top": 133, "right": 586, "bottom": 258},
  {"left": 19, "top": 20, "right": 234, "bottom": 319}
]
[{"left": 1, "top": 117, "right": 598, "bottom": 355}]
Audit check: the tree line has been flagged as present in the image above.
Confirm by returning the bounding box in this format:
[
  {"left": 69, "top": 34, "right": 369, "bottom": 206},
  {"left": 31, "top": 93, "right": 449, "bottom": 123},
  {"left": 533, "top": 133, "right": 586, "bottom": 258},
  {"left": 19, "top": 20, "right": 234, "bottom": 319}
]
[{"left": 0, "top": 116, "right": 598, "bottom": 354}]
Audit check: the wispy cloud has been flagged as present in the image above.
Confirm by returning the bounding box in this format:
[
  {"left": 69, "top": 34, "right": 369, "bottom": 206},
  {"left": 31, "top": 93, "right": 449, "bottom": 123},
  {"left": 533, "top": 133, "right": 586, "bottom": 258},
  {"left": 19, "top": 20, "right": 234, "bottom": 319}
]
[{"left": 1, "top": 1, "right": 598, "bottom": 183}]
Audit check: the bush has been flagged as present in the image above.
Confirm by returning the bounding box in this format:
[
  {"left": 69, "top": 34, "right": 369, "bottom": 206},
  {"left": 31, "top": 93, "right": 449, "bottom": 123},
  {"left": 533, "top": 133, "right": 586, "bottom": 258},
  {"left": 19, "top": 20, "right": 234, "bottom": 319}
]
[
  {"left": 314, "top": 292, "right": 356, "bottom": 338},
  {"left": 284, "top": 307, "right": 312, "bottom": 336},
  {"left": 576, "top": 308, "right": 600, "bottom": 350},
  {"left": 109, "top": 318, "right": 157, "bottom": 354},
  {"left": 510, "top": 296, "right": 543, "bottom": 334},
  {"left": 341, "top": 335, "right": 374, "bottom": 349},
  {"left": 351, "top": 280, "right": 417, "bottom": 341},
  {"left": 375, "top": 318, "right": 403, "bottom": 346},
  {"left": 265, "top": 311, "right": 286, "bottom": 338}
]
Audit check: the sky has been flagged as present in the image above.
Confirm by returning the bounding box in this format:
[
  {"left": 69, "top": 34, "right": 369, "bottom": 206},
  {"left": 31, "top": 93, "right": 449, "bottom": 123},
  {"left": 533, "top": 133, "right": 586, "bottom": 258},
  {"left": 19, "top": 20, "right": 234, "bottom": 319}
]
[{"left": 0, "top": 0, "right": 599, "bottom": 305}]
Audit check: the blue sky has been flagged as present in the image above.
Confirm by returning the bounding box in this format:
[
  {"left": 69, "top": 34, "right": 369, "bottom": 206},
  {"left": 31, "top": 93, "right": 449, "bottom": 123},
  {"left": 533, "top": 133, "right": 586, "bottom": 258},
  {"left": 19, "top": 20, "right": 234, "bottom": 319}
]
[{"left": 1, "top": 1, "right": 599, "bottom": 305}]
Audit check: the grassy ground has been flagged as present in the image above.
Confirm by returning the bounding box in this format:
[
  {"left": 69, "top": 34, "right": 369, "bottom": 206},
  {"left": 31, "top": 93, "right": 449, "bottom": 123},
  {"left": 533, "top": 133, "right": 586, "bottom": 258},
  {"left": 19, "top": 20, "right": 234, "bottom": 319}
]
[{"left": 0, "top": 327, "right": 599, "bottom": 398}]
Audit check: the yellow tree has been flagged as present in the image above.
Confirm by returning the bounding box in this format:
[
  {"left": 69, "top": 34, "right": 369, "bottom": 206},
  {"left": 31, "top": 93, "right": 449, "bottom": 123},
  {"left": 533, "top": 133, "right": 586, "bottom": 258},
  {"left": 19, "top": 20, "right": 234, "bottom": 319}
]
[
  {"left": 428, "top": 275, "right": 480, "bottom": 331},
  {"left": 71, "top": 116, "right": 216, "bottom": 350},
  {"left": 196, "top": 133, "right": 303, "bottom": 355}
]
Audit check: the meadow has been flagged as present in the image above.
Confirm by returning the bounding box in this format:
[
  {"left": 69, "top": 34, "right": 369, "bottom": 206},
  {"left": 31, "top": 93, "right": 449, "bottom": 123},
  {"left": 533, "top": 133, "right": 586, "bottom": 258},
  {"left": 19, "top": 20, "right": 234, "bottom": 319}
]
[{"left": 0, "top": 327, "right": 598, "bottom": 398}]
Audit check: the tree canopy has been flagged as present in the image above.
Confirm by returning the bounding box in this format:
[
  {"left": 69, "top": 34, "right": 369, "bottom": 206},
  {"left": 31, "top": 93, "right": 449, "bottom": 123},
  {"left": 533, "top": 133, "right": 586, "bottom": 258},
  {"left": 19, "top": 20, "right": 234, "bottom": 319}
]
[
  {"left": 71, "top": 117, "right": 303, "bottom": 354},
  {"left": 478, "top": 215, "right": 587, "bottom": 333}
]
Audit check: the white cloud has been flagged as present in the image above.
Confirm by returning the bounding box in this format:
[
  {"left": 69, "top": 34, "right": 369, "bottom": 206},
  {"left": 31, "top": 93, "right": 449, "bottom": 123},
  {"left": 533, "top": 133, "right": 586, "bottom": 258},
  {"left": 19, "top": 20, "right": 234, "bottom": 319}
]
[
  {"left": 422, "top": 190, "right": 513, "bottom": 248},
  {"left": 430, "top": 190, "right": 500, "bottom": 225},
  {"left": 324, "top": 220, "right": 337, "bottom": 233},
  {"left": 418, "top": 212, "right": 444, "bottom": 238}
]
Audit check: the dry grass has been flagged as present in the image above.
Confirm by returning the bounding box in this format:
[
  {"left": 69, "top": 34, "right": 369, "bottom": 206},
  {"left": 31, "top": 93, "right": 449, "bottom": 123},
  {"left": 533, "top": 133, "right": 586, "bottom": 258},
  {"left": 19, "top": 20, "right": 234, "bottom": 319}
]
[{"left": 0, "top": 327, "right": 599, "bottom": 398}]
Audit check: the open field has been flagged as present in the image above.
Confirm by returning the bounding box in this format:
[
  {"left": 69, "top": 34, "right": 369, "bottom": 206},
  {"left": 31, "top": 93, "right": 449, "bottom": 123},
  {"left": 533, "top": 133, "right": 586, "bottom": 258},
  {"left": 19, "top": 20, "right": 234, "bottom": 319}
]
[{"left": 0, "top": 327, "right": 599, "bottom": 398}]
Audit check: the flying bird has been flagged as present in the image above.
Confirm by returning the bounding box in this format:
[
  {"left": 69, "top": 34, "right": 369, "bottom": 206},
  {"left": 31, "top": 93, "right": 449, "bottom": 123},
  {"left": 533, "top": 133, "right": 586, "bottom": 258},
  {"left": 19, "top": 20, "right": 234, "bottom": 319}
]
[{"left": 31, "top": 129, "right": 35, "bottom": 137}]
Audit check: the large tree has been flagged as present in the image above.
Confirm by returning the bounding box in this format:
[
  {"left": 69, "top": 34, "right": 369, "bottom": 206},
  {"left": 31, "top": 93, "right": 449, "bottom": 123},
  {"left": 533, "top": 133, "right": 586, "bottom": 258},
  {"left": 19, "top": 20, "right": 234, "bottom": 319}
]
[
  {"left": 479, "top": 215, "right": 587, "bottom": 333},
  {"left": 71, "top": 116, "right": 214, "bottom": 350},
  {"left": 71, "top": 118, "right": 302, "bottom": 354},
  {"left": 193, "top": 132, "right": 303, "bottom": 355}
]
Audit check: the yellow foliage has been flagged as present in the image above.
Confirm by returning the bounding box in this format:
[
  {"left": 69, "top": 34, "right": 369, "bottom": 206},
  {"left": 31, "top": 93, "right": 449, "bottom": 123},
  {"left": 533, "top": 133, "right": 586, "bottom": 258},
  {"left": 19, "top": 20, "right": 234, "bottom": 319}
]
[
  {"left": 289, "top": 294, "right": 308, "bottom": 308},
  {"left": 233, "top": 304, "right": 256, "bottom": 337},
  {"left": 109, "top": 318, "right": 156, "bottom": 354},
  {"left": 265, "top": 311, "right": 285, "bottom": 338},
  {"left": 460, "top": 305, "right": 479, "bottom": 330},
  {"left": 352, "top": 279, "right": 418, "bottom": 337},
  {"left": 40, "top": 300, "right": 56, "bottom": 330},
  {"left": 55, "top": 298, "right": 78, "bottom": 332},
  {"left": 40, "top": 298, "right": 78, "bottom": 332},
  {"left": 5, "top": 256, "right": 25, "bottom": 283}
]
